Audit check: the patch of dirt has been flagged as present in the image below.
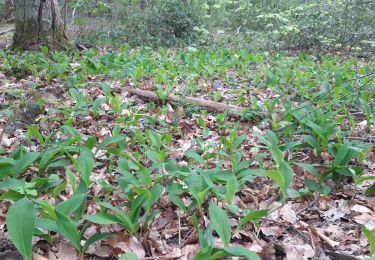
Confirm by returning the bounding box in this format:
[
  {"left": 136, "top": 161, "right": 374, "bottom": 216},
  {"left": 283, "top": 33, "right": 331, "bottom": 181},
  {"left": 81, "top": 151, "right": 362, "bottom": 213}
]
[{"left": 0, "top": 238, "right": 22, "bottom": 260}]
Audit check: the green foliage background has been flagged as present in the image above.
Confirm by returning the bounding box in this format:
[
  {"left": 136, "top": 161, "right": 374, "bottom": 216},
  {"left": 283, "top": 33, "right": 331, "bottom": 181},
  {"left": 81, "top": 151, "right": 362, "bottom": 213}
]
[{"left": 66, "top": 0, "right": 375, "bottom": 51}]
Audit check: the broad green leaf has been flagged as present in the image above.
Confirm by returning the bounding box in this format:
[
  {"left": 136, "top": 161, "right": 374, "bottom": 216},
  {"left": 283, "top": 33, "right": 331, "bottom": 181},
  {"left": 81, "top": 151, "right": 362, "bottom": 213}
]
[
  {"left": 6, "top": 197, "right": 36, "bottom": 260},
  {"left": 97, "top": 202, "right": 134, "bottom": 233},
  {"left": 208, "top": 202, "right": 231, "bottom": 246},
  {"left": 269, "top": 145, "right": 284, "bottom": 166},
  {"left": 148, "top": 184, "right": 164, "bottom": 207},
  {"left": 35, "top": 199, "right": 56, "bottom": 219},
  {"left": 56, "top": 180, "right": 87, "bottom": 216},
  {"left": 55, "top": 211, "right": 81, "bottom": 251},
  {"left": 0, "top": 190, "right": 23, "bottom": 201},
  {"left": 96, "top": 135, "right": 126, "bottom": 153},
  {"left": 85, "top": 212, "right": 122, "bottom": 225},
  {"left": 301, "top": 135, "right": 319, "bottom": 151},
  {"left": 238, "top": 209, "right": 268, "bottom": 229},
  {"left": 82, "top": 232, "right": 113, "bottom": 253},
  {"left": 266, "top": 170, "right": 287, "bottom": 200},
  {"left": 0, "top": 178, "right": 25, "bottom": 190},
  {"left": 128, "top": 193, "right": 147, "bottom": 222},
  {"left": 36, "top": 218, "right": 59, "bottom": 233},
  {"left": 224, "top": 246, "right": 261, "bottom": 260},
  {"left": 279, "top": 161, "right": 294, "bottom": 192},
  {"left": 226, "top": 178, "right": 238, "bottom": 204},
  {"left": 77, "top": 150, "right": 94, "bottom": 185},
  {"left": 233, "top": 135, "right": 247, "bottom": 151},
  {"left": 13, "top": 152, "right": 40, "bottom": 176},
  {"left": 147, "top": 130, "right": 161, "bottom": 148},
  {"left": 362, "top": 225, "right": 375, "bottom": 256},
  {"left": 294, "top": 162, "right": 318, "bottom": 176},
  {"left": 186, "top": 151, "right": 207, "bottom": 167},
  {"left": 0, "top": 158, "right": 16, "bottom": 178},
  {"left": 120, "top": 252, "right": 140, "bottom": 260},
  {"left": 56, "top": 193, "right": 86, "bottom": 216}
]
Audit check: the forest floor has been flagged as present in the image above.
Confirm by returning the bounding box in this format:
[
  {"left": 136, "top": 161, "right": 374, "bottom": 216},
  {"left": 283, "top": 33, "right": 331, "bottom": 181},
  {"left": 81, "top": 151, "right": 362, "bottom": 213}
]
[{"left": 0, "top": 45, "right": 374, "bottom": 260}]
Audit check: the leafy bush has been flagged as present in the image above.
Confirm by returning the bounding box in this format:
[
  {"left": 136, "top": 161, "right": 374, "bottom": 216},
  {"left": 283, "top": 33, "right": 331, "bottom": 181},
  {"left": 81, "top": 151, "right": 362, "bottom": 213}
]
[
  {"left": 233, "top": 0, "right": 375, "bottom": 50},
  {"left": 145, "top": 0, "right": 206, "bottom": 46},
  {"left": 75, "top": 0, "right": 207, "bottom": 47}
]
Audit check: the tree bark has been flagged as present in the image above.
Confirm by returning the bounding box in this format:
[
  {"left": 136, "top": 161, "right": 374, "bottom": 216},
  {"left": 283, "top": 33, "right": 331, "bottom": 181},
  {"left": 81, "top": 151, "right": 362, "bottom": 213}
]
[
  {"left": 13, "top": 0, "right": 68, "bottom": 50},
  {"left": 1, "top": 0, "right": 13, "bottom": 21}
]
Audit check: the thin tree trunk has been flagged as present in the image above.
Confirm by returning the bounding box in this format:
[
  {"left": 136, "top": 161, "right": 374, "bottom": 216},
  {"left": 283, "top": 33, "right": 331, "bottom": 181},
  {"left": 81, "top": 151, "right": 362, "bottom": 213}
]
[{"left": 13, "top": 0, "right": 68, "bottom": 50}]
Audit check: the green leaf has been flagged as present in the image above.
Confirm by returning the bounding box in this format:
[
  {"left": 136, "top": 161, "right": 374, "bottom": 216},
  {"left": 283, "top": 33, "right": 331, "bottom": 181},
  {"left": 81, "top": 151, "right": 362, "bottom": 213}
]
[
  {"left": 233, "top": 135, "right": 247, "bottom": 151},
  {"left": 56, "top": 180, "right": 87, "bottom": 216},
  {"left": 128, "top": 193, "right": 147, "bottom": 222},
  {"left": 96, "top": 135, "right": 126, "bottom": 154},
  {"left": 279, "top": 161, "right": 294, "bottom": 191},
  {"left": 147, "top": 130, "right": 161, "bottom": 149},
  {"left": 6, "top": 197, "right": 36, "bottom": 260},
  {"left": 186, "top": 151, "right": 207, "bottom": 167},
  {"left": 293, "top": 162, "right": 318, "bottom": 177},
  {"left": 35, "top": 218, "right": 59, "bottom": 233},
  {"left": 55, "top": 211, "right": 81, "bottom": 251},
  {"left": 77, "top": 150, "right": 94, "bottom": 185},
  {"left": 224, "top": 246, "right": 261, "bottom": 260},
  {"left": 208, "top": 202, "right": 231, "bottom": 246},
  {"left": 82, "top": 232, "right": 113, "bottom": 253},
  {"left": 301, "top": 135, "right": 319, "bottom": 151},
  {"left": 56, "top": 193, "right": 86, "bottom": 216},
  {"left": 0, "top": 190, "right": 23, "bottom": 201},
  {"left": 13, "top": 152, "right": 40, "bottom": 176},
  {"left": 85, "top": 212, "right": 121, "bottom": 225},
  {"left": 362, "top": 225, "right": 375, "bottom": 256},
  {"left": 120, "top": 252, "right": 140, "bottom": 260},
  {"left": 238, "top": 209, "right": 268, "bottom": 229},
  {"left": 266, "top": 170, "right": 287, "bottom": 201},
  {"left": 97, "top": 202, "right": 135, "bottom": 233},
  {"left": 226, "top": 178, "right": 238, "bottom": 204}
]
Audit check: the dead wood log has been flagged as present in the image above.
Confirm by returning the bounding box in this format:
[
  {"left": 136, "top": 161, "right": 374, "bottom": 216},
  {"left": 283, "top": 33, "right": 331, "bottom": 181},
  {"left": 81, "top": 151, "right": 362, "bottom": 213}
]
[
  {"left": 0, "top": 28, "right": 15, "bottom": 36},
  {"left": 124, "top": 87, "right": 245, "bottom": 118}
]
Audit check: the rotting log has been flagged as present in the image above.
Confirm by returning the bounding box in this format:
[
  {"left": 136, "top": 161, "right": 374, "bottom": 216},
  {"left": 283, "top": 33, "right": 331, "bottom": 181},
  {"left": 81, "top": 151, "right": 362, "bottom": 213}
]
[{"left": 124, "top": 87, "right": 245, "bottom": 118}]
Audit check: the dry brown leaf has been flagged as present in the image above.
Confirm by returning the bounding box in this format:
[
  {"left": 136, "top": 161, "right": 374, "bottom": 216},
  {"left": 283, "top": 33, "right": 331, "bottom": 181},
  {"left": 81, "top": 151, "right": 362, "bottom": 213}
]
[
  {"left": 353, "top": 213, "right": 375, "bottom": 229},
  {"left": 352, "top": 204, "right": 372, "bottom": 213},
  {"left": 55, "top": 240, "right": 78, "bottom": 260},
  {"left": 284, "top": 244, "right": 315, "bottom": 260},
  {"left": 106, "top": 234, "right": 145, "bottom": 258},
  {"left": 32, "top": 252, "right": 49, "bottom": 260},
  {"left": 180, "top": 244, "right": 200, "bottom": 260},
  {"left": 280, "top": 203, "right": 298, "bottom": 224}
]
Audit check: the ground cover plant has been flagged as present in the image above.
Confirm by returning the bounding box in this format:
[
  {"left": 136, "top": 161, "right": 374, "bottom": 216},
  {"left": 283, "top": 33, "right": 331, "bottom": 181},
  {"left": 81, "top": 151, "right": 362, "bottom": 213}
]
[{"left": 0, "top": 44, "right": 374, "bottom": 259}]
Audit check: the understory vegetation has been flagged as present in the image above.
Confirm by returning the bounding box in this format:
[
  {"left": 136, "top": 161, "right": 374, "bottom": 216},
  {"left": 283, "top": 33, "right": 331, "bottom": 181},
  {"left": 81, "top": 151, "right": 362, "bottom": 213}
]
[
  {"left": 0, "top": 47, "right": 374, "bottom": 259},
  {"left": 71, "top": 0, "right": 375, "bottom": 51},
  {"left": 0, "top": 0, "right": 375, "bottom": 259}
]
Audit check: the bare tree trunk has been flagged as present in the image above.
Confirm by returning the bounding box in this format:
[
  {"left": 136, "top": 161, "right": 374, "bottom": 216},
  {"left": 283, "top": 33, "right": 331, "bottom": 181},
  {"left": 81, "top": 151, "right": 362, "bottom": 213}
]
[{"left": 13, "top": 0, "right": 68, "bottom": 50}]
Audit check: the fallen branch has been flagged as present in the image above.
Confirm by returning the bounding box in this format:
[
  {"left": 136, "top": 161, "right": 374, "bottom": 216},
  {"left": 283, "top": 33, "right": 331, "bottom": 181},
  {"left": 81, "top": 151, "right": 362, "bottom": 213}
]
[
  {"left": 124, "top": 87, "right": 245, "bottom": 118},
  {"left": 0, "top": 28, "right": 15, "bottom": 36}
]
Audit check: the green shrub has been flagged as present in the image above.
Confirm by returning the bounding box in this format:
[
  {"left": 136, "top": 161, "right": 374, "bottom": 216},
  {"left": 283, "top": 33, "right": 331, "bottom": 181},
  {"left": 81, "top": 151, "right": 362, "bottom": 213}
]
[
  {"left": 207, "top": 0, "right": 375, "bottom": 51},
  {"left": 145, "top": 0, "right": 206, "bottom": 46},
  {"left": 77, "top": 0, "right": 207, "bottom": 48}
]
